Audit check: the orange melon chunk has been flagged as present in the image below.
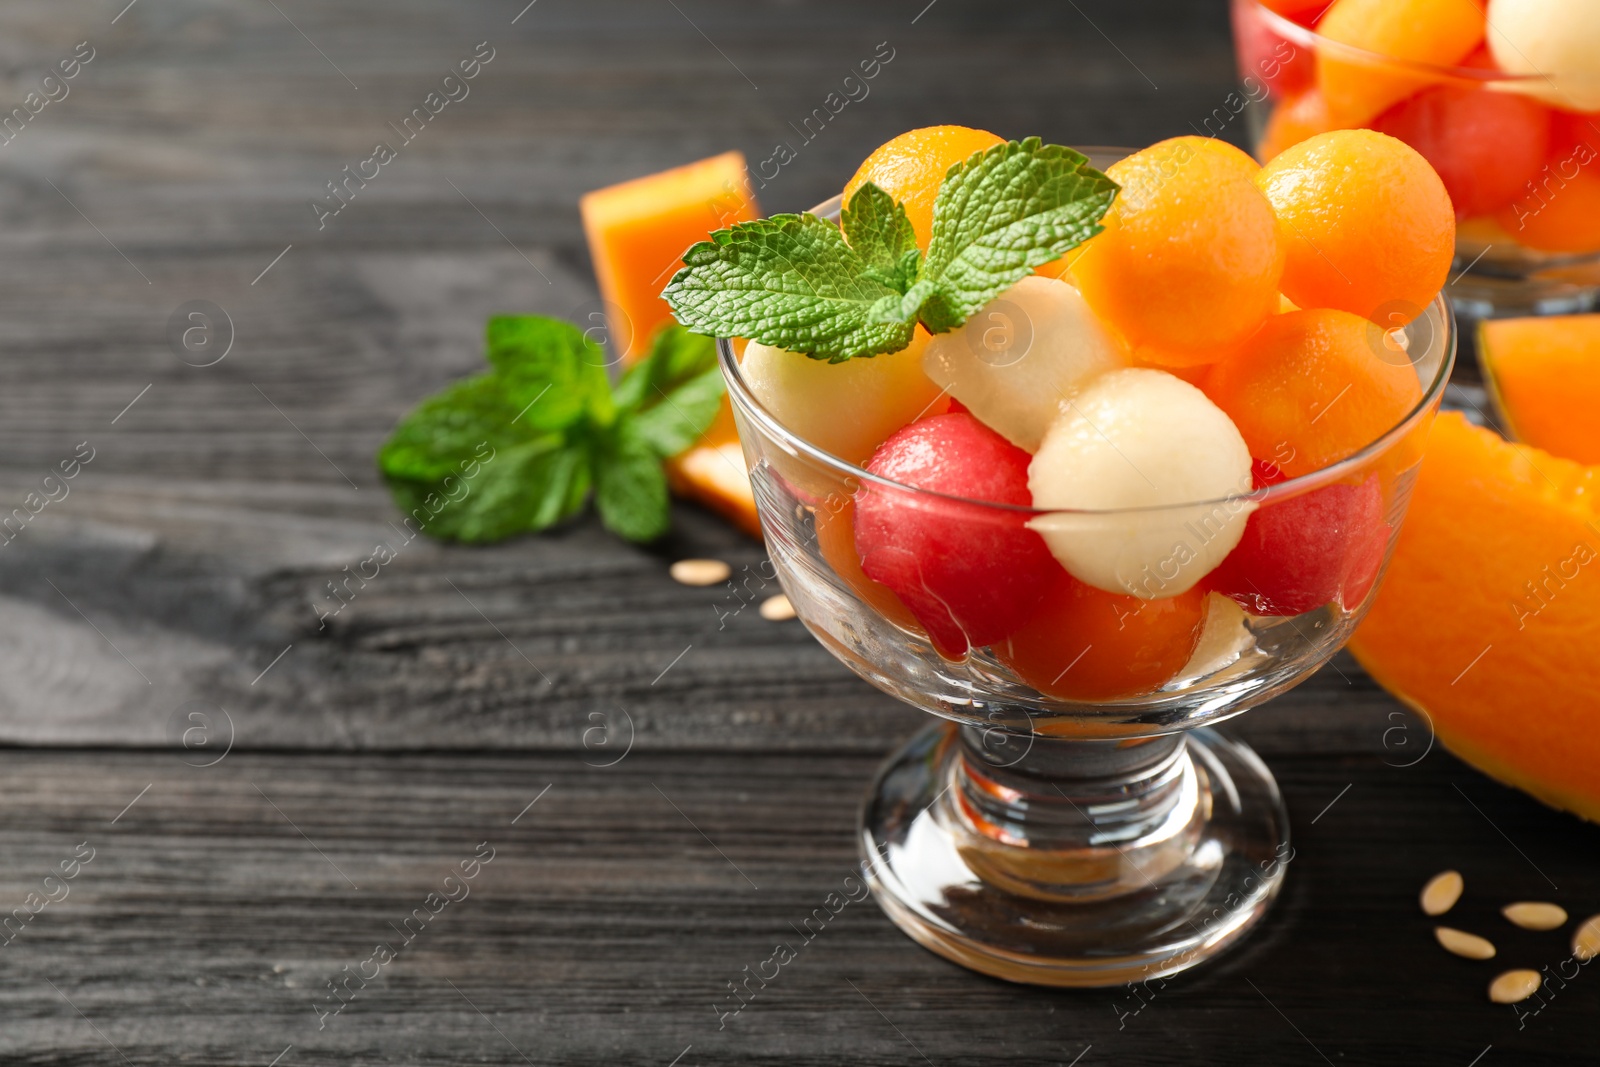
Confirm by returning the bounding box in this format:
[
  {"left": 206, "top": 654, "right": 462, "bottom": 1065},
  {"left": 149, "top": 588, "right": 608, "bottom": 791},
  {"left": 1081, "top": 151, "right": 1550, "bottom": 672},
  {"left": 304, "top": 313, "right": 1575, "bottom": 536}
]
[
  {"left": 581, "top": 151, "right": 759, "bottom": 364},
  {"left": 1481, "top": 314, "right": 1600, "bottom": 465},
  {"left": 581, "top": 153, "right": 763, "bottom": 538},
  {"left": 1349, "top": 412, "right": 1600, "bottom": 823}
]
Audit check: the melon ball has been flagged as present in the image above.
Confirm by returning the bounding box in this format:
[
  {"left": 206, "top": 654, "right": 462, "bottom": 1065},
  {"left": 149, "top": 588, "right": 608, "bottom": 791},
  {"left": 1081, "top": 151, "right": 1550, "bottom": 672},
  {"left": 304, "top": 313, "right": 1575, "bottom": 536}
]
[
  {"left": 740, "top": 329, "right": 944, "bottom": 466},
  {"left": 855, "top": 412, "right": 1059, "bottom": 656},
  {"left": 1488, "top": 0, "right": 1600, "bottom": 112},
  {"left": 1208, "top": 463, "right": 1388, "bottom": 617},
  {"left": 1027, "top": 368, "right": 1254, "bottom": 598},
  {"left": 922, "top": 275, "right": 1127, "bottom": 452},
  {"left": 1173, "top": 593, "right": 1256, "bottom": 685}
]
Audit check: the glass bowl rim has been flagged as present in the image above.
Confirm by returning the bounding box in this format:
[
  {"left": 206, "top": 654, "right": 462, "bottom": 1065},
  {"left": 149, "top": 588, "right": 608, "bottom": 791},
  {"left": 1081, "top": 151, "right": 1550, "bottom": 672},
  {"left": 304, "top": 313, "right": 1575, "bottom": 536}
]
[
  {"left": 718, "top": 182, "right": 1457, "bottom": 519},
  {"left": 1238, "top": 0, "right": 1579, "bottom": 86}
]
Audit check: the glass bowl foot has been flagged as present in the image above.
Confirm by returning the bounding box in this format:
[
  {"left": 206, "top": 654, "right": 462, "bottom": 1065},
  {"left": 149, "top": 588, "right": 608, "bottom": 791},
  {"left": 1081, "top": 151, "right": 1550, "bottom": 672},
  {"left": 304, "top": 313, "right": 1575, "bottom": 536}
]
[{"left": 858, "top": 722, "right": 1290, "bottom": 988}]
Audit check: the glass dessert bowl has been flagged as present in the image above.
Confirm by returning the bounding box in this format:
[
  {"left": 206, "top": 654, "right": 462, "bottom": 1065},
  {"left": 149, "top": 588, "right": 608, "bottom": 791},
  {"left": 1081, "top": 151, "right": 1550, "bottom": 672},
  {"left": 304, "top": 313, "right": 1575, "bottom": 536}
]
[
  {"left": 667, "top": 131, "right": 1459, "bottom": 986},
  {"left": 718, "top": 286, "right": 1453, "bottom": 986},
  {"left": 1232, "top": 0, "right": 1600, "bottom": 319}
]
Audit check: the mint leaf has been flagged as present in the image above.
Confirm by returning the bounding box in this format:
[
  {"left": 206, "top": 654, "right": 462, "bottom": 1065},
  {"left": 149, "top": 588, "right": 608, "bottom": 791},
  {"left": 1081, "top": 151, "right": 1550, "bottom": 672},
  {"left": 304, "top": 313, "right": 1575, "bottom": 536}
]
[
  {"left": 613, "top": 325, "right": 726, "bottom": 459},
  {"left": 660, "top": 139, "right": 1114, "bottom": 361},
  {"left": 379, "top": 373, "right": 544, "bottom": 484},
  {"left": 868, "top": 277, "right": 940, "bottom": 328},
  {"left": 841, "top": 182, "right": 920, "bottom": 293},
  {"left": 378, "top": 373, "right": 592, "bottom": 544},
  {"left": 662, "top": 213, "right": 915, "bottom": 364},
  {"left": 628, "top": 368, "right": 725, "bottom": 458},
  {"left": 379, "top": 319, "right": 714, "bottom": 547},
  {"left": 389, "top": 437, "right": 591, "bottom": 543},
  {"left": 487, "top": 315, "right": 614, "bottom": 430},
  {"left": 593, "top": 425, "right": 670, "bottom": 542},
  {"left": 917, "top": 138, "right": 1118, "bottom": 332},
  {"left": 614, "top": 324, "right": 718, "bottom": 412}
]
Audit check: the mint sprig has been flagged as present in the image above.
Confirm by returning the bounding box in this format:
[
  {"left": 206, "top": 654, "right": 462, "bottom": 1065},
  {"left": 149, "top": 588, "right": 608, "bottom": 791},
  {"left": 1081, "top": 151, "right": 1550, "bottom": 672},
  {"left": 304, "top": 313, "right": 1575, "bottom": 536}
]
[
  {"left": 841, "top": 181, "right": 921, "bottom": 293},
  {"left": 378, "top": 318, "right": 723, "bottom": 543},
  {"left": 663, "top": 138, "right": 1118, "bottom": 361},
  {"left": 659, "top": 212, "right": 916, "bottom": 364}
]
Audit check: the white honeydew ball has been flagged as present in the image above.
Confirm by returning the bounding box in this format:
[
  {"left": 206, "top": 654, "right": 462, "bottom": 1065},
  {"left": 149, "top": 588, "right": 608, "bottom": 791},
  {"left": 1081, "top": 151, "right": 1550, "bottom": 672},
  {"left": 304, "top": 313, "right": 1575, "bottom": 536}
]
[
  {"left": 922, "top": 275, "right": 1127, "bottom": 452},
  {"left": 1174, "top": 593, "right": 1256, "bottom": 684},
  {"left": 1027, "top": 368, "right": 1255, "bottom": 598},
  {"left": 1488, "top": 0, "right": 1600, "bottom": 112},
  {"left": 739, "top": 334, "right": 944, "bottom": 466}
]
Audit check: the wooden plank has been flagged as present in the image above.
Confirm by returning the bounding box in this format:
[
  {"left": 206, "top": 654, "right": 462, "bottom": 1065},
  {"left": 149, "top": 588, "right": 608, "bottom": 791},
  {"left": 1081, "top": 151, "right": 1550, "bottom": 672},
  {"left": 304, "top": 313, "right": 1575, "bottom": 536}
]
[
  {"left": 0, "top": 748, "right": 1594, "bottom": 1065},
  {"left": 2, "top": 485, "right": 1408, "bottom": 753}
]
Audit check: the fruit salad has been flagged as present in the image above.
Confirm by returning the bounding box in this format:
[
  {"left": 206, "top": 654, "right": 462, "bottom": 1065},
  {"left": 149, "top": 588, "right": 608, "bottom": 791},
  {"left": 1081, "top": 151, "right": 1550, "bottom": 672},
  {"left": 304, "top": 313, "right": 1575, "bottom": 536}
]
[
  {"left": 664, "top": 126, "right": 1452, "bottom": 703},
  {"left": 1235, "top": 0, "right": 1600, "bottom": 262}
]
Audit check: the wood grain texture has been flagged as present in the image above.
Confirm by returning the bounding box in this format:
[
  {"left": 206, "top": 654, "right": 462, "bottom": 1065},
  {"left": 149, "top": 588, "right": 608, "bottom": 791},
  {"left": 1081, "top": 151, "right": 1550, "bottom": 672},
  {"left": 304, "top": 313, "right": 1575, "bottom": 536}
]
[
  {"left": 0, "top": 0, "right": 1591, "bottom": 1063},
  {"left": 1, "top": 749, "right": 1597, "bottom": 1066}
]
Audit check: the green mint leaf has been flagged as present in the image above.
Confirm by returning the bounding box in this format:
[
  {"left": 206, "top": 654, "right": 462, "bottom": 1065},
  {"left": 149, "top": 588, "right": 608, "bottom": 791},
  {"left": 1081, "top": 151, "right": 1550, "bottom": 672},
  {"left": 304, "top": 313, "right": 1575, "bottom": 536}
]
[
  {"left": 593, "top": 424, "right": 670, "bottom": 542},
  {"left": 919, "top": 138, "right": 1118, "bottom": 331},
  {"left": 613, "top": 325, "right": 726, "bottom": 458},
  {"left": 862, "top": 246, "right": 923, "bottom": 294},
  {"left": 378, "top": 373, "right": 537, "bottom": 484},
  {"left": 389, "top": 438, "right": 592, "bottom": 543},
  {"left": 378, "top": 373, "right": 595, "bottom": 543},
  {"left": 486, "top": 315, "right": 614, "bottom": 429},
  {"left": 868, "top": 278, "right": 940, "bottom": 327},
  {"left": 627, "top": 367, "right": 726, "bottom": 458},
  {"left": 613, "top": 324, "right": 718, "bottom": 413},
  {"left": 841, "top": 182, "right": 919, "bottom": 292},
  {"left": 662, "top": 213, "right": 915, "bottom": 364}
]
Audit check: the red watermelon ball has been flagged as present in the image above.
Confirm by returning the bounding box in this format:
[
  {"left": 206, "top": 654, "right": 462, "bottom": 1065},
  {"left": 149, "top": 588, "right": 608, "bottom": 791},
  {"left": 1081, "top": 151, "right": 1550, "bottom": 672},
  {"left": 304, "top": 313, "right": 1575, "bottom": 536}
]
[
  {"left": 1233, "top": 3, "right": 1315, "bottom": 98},
  {"left": 1209, "top": 462, "right": 1386, "bottom": 617},
  {"left": 1372, "top": 59, "right": 1554, "bottom": 218},
  {"left": 854, "top": 412, "right": 1058, "bottom": 656}
]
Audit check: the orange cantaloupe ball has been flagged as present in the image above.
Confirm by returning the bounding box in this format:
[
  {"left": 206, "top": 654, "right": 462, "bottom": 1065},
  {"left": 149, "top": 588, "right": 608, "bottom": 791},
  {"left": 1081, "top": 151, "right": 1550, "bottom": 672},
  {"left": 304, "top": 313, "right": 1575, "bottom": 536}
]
[
  {"left": 1256, "top": 129, "right": 1455, "bottom": 324},
  {"left": 1495, "top": 165, "right": 1600, "bottom": 254},
  {"left": 1315, "top": 0, "right": 1485, "bottom": 127},
  {"left": 1203, "top": 308, "right": 1424, "bottom": 477},
  {"left": 1072, "top": 136, "right": 1286, "bottom": 359},
  {"left": 843, "top": 125, "right": 1005, "bottom": 251}
]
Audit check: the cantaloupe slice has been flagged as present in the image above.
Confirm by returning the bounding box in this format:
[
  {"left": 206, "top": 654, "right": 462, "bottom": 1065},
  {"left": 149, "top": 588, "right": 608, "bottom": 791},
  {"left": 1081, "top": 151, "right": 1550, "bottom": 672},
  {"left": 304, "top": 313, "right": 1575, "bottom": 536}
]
[
  {"left": 581, "top": 152, "right": 759, "bottom": 364},
  {"left": 1482, "top": 314, "right": 1600, "bottom": 465},
  {"left": 581, "top": 153, "right": 762, "bottom": 537},
  {"left": 1349, "top": 412, "right": 1600, "bottom": 822}
]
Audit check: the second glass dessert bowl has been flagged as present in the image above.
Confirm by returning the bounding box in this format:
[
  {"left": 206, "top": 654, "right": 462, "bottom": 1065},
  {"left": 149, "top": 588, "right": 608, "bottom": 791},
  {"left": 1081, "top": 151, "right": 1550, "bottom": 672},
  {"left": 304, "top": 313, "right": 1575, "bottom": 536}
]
[
  {"left": 716, "top": 224, "right": 1455, "bottom": 988},
  {"left": 1232, "top": 0, "right": 1600, "bottom": 318}
]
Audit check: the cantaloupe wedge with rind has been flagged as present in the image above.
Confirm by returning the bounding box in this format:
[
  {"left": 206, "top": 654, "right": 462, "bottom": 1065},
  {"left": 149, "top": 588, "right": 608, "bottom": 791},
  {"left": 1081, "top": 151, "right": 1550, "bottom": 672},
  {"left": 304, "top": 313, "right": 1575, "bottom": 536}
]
[
  {"left": 1481, "top": 314, "right": 1600, "bottom": 465},
  {"left": 1350, "top": 412, "right": 1600, "bottom": 822}
]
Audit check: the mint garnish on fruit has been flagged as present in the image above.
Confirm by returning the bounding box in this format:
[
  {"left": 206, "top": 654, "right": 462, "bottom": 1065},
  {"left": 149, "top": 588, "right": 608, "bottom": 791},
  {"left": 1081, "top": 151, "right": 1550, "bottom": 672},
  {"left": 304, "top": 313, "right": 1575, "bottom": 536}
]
[
  {"left": 662, "top": 138, "right": 1119, "bottom": 361},
  {"left": 378, "top": 319, "right": 723, "bottom": 543}
]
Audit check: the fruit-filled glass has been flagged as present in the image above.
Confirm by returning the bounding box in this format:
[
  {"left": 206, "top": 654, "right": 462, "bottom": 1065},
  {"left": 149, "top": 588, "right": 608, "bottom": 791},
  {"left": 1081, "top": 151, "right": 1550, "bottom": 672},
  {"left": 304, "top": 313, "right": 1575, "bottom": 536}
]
[
  {"left": 671, "top": 136, "right": 1456, "bottom": 986},
  {"left": 1233, "top": 0, "right": 1600, "bottom": 317}
]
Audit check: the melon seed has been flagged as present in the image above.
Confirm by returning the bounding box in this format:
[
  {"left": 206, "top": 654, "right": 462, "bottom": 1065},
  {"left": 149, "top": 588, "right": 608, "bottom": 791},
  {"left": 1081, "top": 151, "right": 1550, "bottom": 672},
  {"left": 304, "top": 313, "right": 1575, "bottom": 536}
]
[
  {"left": 1435, "top": 927, "right": 1496, "bottom": 960},
  {"left": 759, "top": 593, "right": 796, "bottom": 621},
  {"left": 1488, "top": 969, "right": 1541, "bottom": 1005},
  {"left": 1572, "top": 915, "right": 1600, "bottom": 962},
  {"left": 1502, "top": 902, "right": 1567, "bottom": 931},
  {"left": 1420, "top": 870, "right": 1464, "bottom": 916},
  {"left": 670, "top": 559, "right": 731, "bottom": 586}
]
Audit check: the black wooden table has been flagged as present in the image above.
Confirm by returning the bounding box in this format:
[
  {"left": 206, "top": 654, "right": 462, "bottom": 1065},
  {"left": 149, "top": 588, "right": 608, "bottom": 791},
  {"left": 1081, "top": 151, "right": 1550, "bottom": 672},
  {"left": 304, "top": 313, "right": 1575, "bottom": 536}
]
[{"left": 2, "top": 1, "right": 1594, "bottom": 1063}]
